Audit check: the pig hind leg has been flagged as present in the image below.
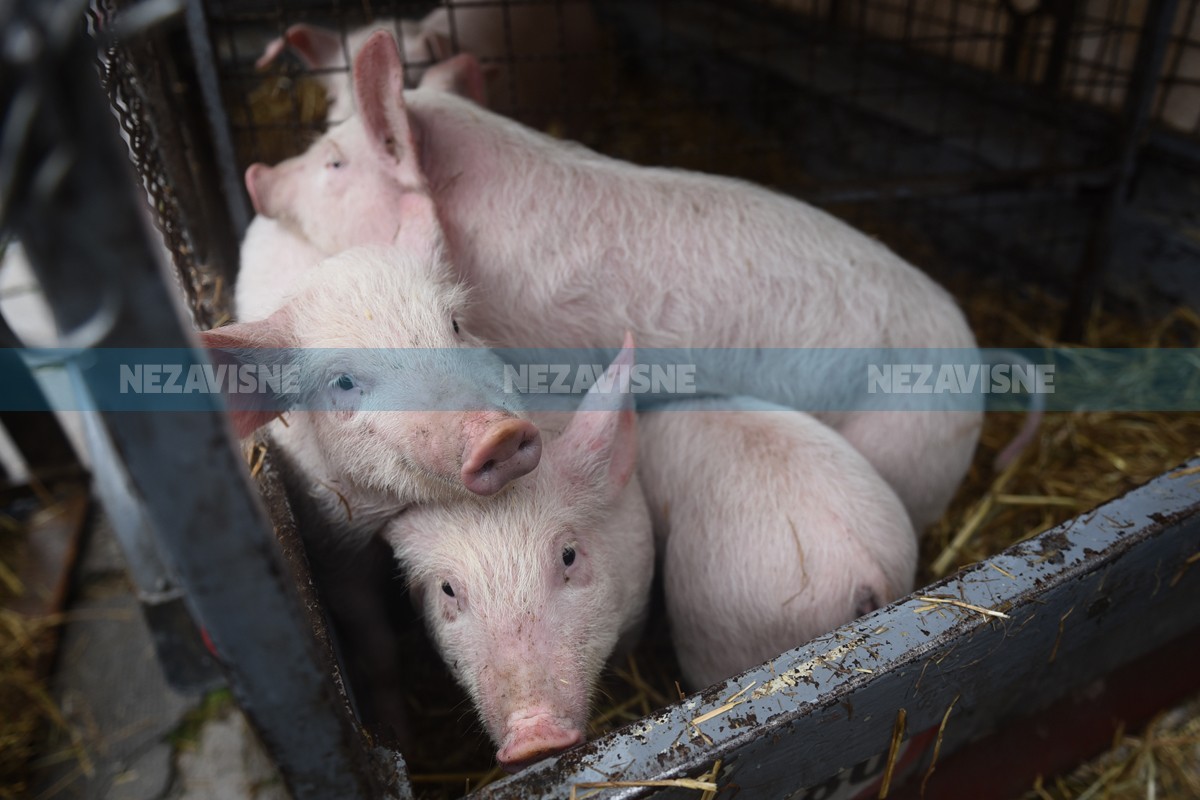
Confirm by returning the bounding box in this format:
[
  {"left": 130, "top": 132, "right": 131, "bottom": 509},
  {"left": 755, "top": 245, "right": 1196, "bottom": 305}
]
[
  {"left": 836, "top": 409, "right": 982, "bottom": 533},
  {"left": 662, "top": 491, "right": 901, "bottom": 690},
  {"left": 641, "top": 407, "right": 916, "bottom": 690}
]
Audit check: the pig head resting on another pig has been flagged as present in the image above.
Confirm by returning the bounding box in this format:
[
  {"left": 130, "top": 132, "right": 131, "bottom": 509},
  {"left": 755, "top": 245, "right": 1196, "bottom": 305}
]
[
  {"left": 204, "top": 235, "right": 542, "bottom": 542},
  {"left": 245, "top": 32, "right": 982, "bottom": 532},
  {"left": 386, "top": 338, "right": 653, "bottom": 771}
]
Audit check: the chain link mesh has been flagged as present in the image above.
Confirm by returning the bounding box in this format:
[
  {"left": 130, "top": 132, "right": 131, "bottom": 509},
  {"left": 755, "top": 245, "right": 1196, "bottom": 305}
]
[{"left": 87, "top": 0, "right": 219, "bottom": 329}]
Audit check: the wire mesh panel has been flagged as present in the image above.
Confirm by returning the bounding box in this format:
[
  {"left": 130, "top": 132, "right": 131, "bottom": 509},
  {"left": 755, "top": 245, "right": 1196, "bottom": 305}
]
[
  {"left": 188, "top": 0, "right": 1198, "bottom": 296},
  {"left": 203, "top": 1, "right": 610, "bottom": 164},
  {"left": 1159, "top": 0, "right": 1200, "bottom": 134},
  {"left": 90, "top": 0, "right": 213, "bottom": 324},
  {"left": 92, "top": 0, "right": 249, "bottom": 330}
]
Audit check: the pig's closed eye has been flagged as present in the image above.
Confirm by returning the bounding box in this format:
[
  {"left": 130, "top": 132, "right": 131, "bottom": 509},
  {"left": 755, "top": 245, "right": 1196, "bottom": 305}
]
[
  {"left": 441, "top": 580, "right": 455, "bottom": 597},
  {"left": 326, "top": 159, "right": 344, "bottom": 169},
  {"left": 335, "top": 374, "right": 355, "bottom": 391}
]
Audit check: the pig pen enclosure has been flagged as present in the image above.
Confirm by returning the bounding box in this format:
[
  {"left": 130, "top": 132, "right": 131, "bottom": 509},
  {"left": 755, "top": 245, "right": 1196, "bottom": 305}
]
[{"left": 4, "top": 0, "right": 1200, "bottom": 797}]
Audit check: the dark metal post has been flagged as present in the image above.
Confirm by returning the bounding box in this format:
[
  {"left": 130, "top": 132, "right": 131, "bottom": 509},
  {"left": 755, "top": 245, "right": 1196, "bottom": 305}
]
[
  {"left": 1060, "top": 0, "right": 1180, "bottom": 340},
  {"left": 1041, "top": 0, "right": 1081, "bottom": 90},
  {"left": 0, "top": 2, "right": 407, "bottom": 796},
  {"left": 183, "top": 0, "right": 251, "bottom": 239}
]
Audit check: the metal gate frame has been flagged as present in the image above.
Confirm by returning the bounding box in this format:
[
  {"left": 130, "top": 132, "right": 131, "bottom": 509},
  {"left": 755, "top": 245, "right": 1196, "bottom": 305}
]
[{"left": 0, "top": 2, "right": 408, "bottom": 796}]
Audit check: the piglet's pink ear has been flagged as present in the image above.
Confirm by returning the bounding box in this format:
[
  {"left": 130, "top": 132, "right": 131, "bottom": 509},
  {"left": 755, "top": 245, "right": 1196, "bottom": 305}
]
[
  {"left": 555, "top": 332, "right": 639, "bottom": 499},
  {"left": 256, "top": 35, "right": 290, "bottom": 70},
  {"left": 198, "top": 307, "right": 296, "bottom": 439},
  {"left": 417, "top": 53, "right": 487, "bottom": 107},
  {"left": 353, "top": 30, "right": 427, "bottom": 191},
  {"left": 257, "top": 24, "right": 346, "bottom": 71}
]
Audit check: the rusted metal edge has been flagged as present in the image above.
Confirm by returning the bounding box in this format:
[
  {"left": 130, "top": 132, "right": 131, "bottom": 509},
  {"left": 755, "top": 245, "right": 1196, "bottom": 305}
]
[
  {"left": 103, "top": 0, "right": 242, "bottom": 325},
  {"left": 250, "top": 434, "right": 416, "bottom": 798}
]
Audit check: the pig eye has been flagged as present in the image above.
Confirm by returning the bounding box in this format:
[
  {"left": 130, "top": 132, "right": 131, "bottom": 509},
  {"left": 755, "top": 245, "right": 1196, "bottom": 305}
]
[
  {"left": 335, "top": 374, "right": 355, "bottom": 391},
  {"left": 441, "top": 580, "right": 455, "bottom": 597},
  {"left": 562, "top": 545, "right": 576, "bottom": 567},
  {"left": 326, "top": 159, "right": 344, "bottom": 169},
  {"left": 452, "top": 317, "right": 460, "bottom": 336}
]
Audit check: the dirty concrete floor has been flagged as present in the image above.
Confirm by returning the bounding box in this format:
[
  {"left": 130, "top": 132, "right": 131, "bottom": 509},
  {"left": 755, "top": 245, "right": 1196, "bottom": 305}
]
[{"left": 30, "top": 514, "right": 287, "bottom": 800}]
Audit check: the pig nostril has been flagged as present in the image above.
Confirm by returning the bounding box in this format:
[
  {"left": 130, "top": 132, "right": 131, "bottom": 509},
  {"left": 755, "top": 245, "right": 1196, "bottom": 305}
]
[{"left": 461, "top": 422, "right": 541, "bottom": 496}]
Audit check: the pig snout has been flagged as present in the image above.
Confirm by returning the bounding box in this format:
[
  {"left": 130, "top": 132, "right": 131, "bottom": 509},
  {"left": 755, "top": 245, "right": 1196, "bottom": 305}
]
[
  {"left": 495, "top": 711, "right": 585, "bottom": 772},
  {"left": 460, "top": 417, "right": 542, "bottom": 495}
]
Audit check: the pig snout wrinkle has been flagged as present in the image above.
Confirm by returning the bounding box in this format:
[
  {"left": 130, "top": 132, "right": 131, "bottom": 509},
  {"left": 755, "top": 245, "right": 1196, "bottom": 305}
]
[
  {"left": 496, "top": 711, "right": 584, "bottom": 772},
  {"left": 460, "top": 418, "right": 542, "bottom": 495}
]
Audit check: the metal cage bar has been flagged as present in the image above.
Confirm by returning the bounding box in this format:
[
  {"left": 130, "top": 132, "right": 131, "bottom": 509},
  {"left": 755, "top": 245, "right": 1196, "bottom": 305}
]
[{"left": 0, "top": 2, "right": 407, "bottom": 796}]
